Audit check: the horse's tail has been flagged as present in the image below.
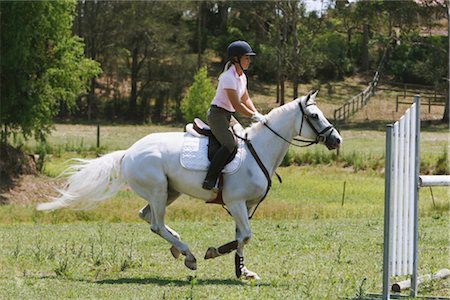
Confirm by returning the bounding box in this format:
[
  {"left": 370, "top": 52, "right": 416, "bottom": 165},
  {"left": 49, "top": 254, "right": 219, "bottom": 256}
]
[{"left": 37, "top": 150, "right": 127, "bottom": 211}]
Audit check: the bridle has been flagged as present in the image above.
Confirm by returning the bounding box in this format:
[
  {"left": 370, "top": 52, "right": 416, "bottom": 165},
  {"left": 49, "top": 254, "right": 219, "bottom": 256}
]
[
  {"left": 231, "top": 94, "right": 336, "bottom": 219},
  {"left": 263, "top": 96, "right": 336, "bottom": 148}
]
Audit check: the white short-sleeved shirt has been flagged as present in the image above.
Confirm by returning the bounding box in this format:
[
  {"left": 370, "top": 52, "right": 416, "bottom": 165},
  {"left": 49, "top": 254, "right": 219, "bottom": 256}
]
[{"left": 211, "top": 64, "right": 247, "bottom": 112}]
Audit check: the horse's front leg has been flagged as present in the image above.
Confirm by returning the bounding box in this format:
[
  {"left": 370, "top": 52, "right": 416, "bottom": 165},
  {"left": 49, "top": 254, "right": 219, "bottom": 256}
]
[
  {"left": 228, "top": 202, "right": 260, "bottom": 280},
  {"left": 204, "top": 239, "right": 238, "bottom": 259}
]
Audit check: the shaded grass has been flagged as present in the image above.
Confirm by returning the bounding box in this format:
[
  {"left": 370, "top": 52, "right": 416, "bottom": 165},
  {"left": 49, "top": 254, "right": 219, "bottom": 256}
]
[
  {"left": 0, "top": 219, "right": 448, "bottom": 299},
  {"left": 1, "top": 165, "right": 448, "bottom": 224}
]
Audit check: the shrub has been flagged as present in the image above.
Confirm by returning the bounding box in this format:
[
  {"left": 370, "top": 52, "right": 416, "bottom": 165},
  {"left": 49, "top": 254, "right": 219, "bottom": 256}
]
[
  {"left": 435, "top": 148, "right": 449, "bottom": 175},
  {"left": 181, "top": 67, "right": 215, "bottom": 122}
]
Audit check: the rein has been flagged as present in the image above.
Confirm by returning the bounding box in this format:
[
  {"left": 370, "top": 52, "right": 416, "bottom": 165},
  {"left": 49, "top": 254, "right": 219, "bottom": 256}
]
[
  {"left": 232, "top": 131, "right": 276, "bottom": 219},
  {"left": 263, "top": 123, "right": 317, "bottom": 147},
  {"left": 223, "top": 97, "right": 335, "bottom": 219},
  {"left": 264, "top": 101, "right": 335, "bottom": 148}
]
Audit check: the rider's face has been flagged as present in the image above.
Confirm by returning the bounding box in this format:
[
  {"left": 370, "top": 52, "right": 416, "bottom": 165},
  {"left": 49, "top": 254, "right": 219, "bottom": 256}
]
[{"left": 240, "top": 55, "right": 251, "bottom": 70}]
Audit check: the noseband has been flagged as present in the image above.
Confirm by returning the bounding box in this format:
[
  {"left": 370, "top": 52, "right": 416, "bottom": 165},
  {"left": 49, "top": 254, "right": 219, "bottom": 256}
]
[
  {"left": 297, "top": 101, "right": 335, "bottom": 145},
  {"left": 263, "top": 99, "right": 336, "bottom": 148}
]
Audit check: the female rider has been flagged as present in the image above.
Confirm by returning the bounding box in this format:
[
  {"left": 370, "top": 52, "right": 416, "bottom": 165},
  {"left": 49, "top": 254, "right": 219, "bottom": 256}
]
[{"left": 203, "top": 40, "right": 267, "bottom": 191}]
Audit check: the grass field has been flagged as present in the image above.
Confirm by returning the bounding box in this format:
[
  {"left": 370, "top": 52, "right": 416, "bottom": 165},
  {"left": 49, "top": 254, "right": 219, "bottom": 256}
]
[
  {"left": 1, "top": 218, "right": 449, "bottom": 299},
  {"left": 2, "top": 84, "right": 448, "bottom": 299}
]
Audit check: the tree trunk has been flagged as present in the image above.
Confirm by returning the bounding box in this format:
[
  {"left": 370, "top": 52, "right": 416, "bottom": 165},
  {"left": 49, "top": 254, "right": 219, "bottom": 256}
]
[
  {"left": 197, "top": 1, "right": 206, "bottom": 69},
  {"left": 443, "top": 4, "right": 449, "bottom": 124},
  {"left": 153, "top": 96, "right": 165, "bottom": 123},
  {"left": 85, "top": 1, "right": 99, "bottom": 121},
  {"left": 129, "top": 44, "right": 139, "bottom": 121},
  {"left": 361, "top": 23, "right": 369, "bottom": 72},
  {"left": 197, "top": 3, "right": 202, "bottom": 69},
  {"left": 347, "top": 27, "right": 353, "bottom": 60},
  {"left": 291, "top": 1, "right": 299, "bottom": 99},
  {"left": 276, "top": 1, "right": 282, "bottom": 104},
  {"left": 218, "top": 1, "right": 229, "bottom": 35},
  {"left": 280, "top": 2, "right": 288, "bottom": 106}
]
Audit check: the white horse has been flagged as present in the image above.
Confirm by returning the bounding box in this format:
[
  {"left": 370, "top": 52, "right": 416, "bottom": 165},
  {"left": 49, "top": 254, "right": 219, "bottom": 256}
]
[{"left": 37, "top": 91, "right": 342, "bottom": 280}]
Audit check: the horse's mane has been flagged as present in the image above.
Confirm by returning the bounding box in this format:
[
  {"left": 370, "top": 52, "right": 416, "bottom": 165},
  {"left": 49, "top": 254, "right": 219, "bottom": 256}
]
[{"left": 245, "top": 99, "right": 300, "bottom": 136}]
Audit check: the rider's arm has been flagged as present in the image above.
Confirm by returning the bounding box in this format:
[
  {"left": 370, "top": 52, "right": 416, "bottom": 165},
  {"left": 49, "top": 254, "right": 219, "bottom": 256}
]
[
  {"left": 225, "top": 89, "right": 255, "bottom": 117},
  {"left": 241, "top": 90, "right": 257, "bottom": 112}
]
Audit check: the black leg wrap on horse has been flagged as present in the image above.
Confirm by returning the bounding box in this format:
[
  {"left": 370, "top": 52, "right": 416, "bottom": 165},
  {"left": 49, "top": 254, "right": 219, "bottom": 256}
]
[
  {"left": 235, "top": 253, "right": 244, "bottom": 278},
  {"left": 218, "top": 240, "right": 238, "bottom": 255}
]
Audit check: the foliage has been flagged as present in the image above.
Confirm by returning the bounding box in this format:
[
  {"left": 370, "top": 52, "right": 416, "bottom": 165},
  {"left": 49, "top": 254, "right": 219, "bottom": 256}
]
[
  {"left": 181, "top": 67, "right": 215, "bottom": 122},
  {"left": 314, "top": 32, "right": 353, "bottom": 80},
  {"left": 0, "top": 1, "right": 101, "bottom": 141},
  {"left": 2, "top": 1, "right": 447, "bottom": 125},
  {"left": 388, "top": 33, "right": 448, "bottom": 86},
  {"left": 74, "top": 1, "right": 195, "bottom": 123}
]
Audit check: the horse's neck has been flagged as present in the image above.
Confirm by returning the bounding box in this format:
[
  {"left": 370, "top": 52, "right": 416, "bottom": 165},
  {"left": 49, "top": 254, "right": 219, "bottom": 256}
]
[{"left": 246, "top": 103, "right": 299, "bottom": 175}]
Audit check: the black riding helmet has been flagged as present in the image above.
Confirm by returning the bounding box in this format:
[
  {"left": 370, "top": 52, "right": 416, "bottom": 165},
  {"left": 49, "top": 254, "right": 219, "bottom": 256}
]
[
  {"left": 227, "top": 41, "right": 256, "bottom": 72},
  {"left": 227, "top": 40, "right": 256, "bottom": 60}
]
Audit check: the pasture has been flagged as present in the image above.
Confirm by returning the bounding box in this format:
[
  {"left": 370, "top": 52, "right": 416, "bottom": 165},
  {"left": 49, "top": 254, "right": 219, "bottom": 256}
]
[
  {"left": 1, "top": 218, "right": 449, "bottom": 299},
  {"left": 1, "top": 91, "right": 449, "bottom": 299}
]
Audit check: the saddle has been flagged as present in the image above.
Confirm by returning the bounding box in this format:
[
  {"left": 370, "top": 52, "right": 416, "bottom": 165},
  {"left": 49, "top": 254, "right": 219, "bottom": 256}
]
[
  {"left": 184, "top": 118, "right": 242, "bottom": 205},
  {"left": 188, "top": 118, "right": 238, "bottom": 164}
]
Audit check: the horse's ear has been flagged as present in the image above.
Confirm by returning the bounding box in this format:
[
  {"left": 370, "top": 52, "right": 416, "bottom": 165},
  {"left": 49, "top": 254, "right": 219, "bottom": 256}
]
[
  {"left": 304, "top": 90, "right": 318, "bottom": 104},
  {"left": 310, "top": 90, "right": 319, "bottom": 101},
  {"left": 305, "top": 92, "right": 311, "bottom": 102}
]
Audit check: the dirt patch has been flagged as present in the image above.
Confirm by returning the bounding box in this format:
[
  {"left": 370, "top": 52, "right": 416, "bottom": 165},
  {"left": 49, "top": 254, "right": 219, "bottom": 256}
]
[
  {"left": 0, "top": 143, "right": 62, "bottom": 205},
  {"left": 1, "top": 174, "right": 63, "bottom": 206}
]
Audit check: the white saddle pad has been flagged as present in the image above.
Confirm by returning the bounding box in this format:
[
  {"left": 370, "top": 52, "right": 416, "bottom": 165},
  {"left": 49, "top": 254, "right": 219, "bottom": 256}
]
[{"left": 180, "top": 133, "right": 245, "bottom": 174}]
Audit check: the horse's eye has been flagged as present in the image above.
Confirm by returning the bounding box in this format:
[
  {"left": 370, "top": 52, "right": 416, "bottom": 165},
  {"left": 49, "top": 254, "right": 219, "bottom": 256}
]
[{"left": 311, "top": 113, "right": 319, "bottom": 119}]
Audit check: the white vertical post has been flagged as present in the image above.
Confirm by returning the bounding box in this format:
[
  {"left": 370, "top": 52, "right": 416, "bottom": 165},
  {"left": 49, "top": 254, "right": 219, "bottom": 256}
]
[
  {"left": 398, "top": 116, "right": 405, "bottom": 274},
  {"left": 408, "top": 104, "right": 416, "bottom": 274},
  {"left": 403, "top": 109, "right": 410, "bottom": 275},
  {"left": 392, "top": 121, "right": 399, "bottom": 274},
  {"left": 383, "top": 96, "right": 421, "bottom": 299},
  {"left": 401, "top": 109, "right": 412, "bottom": 274},
  {"left": 411, "top": 96, "right": 421, "bottom": 297},
  {"left": 383, "top": 124, "right": 394, "bottom": 300}
]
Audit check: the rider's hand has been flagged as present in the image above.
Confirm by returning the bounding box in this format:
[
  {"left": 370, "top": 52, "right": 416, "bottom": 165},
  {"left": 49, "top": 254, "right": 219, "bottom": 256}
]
[{"left": 251, "top": 112, "right": 267, "bottom": 124}]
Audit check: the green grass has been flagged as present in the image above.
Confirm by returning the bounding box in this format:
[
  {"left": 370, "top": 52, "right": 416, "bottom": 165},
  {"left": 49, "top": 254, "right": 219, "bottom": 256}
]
[
  {"left": 2, "top": 110, "right": 448, "bottom": 299},
  {"left": 10, "top": 122, "right": 449, "bottom": 176},
  {"left": 0, "top": 219, "right": 448, "bottom": 299},
  {"left": 2, "top": 165, "right": 448, "bottom": 224}
]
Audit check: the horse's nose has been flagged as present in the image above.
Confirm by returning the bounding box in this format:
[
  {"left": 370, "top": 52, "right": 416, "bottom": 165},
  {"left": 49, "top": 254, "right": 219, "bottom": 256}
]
[{"left": 331, "top": 135, "right": 342, "bottom": 149}]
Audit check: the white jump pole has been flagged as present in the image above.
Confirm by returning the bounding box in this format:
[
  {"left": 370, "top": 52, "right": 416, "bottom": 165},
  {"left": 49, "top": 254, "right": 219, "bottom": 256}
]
[
  {"left": 382, "top": 95, "right": 450, "bottom": 299},
  {"left": 419, "top": 175, "right": 450, "bottom": 187},
  {"left": 382, "top": 95, "right": 420, "bottom": 299}
]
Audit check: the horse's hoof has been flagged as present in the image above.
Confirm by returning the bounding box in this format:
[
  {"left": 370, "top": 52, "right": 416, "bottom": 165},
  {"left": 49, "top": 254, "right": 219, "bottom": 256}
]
[
  {"left": 184, "top": 253, "right": 197, "bottom": 270},
  {"left": 170, "top": 246, "right": 181, "bottom": 259},
  {"left": 241, "top": 266, "right": 261, "bottom": 280},
  {"left": 204, "top": 247, "right": 220, "bottom": 260}
]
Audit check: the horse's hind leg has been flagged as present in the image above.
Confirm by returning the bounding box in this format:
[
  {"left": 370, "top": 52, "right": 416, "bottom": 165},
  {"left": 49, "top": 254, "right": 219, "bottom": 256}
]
[
  {"left": 139, "top": 205, "right": 181, "bottom": 259},
  {"left": 147, "top": 190, "right": 197, "bottom": 270},
  {"left": 139, "top": 189, "right": 182, "bottom": 259},
  {"left": 130, "top": 178, "right": 196, "bottom": 270}
]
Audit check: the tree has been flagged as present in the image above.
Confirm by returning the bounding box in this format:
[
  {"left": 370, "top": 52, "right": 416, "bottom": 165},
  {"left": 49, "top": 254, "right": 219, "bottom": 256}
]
[
  {"left": 444, "top": 1, "right": 449, "bottom": 124},
  {"left": 74, "top": 1, "right": 194, "bottom": 123},
  {"left": 181, "top": 67, "right": 215, "bottom": 122},
  {"left": 0, "top": 1, "right": 100, "bottom": 141}
]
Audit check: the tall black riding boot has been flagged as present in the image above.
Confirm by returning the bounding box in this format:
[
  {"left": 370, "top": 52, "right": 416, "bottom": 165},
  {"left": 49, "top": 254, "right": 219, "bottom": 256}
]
[{"left": 202, "top": 146, "right": 232, "bottom": 191}]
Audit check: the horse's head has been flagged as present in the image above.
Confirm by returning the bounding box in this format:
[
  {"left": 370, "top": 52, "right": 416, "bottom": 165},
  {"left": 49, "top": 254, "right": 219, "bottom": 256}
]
[{"left": 296, "top": 90, "right": 342, "bottom": 150}]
